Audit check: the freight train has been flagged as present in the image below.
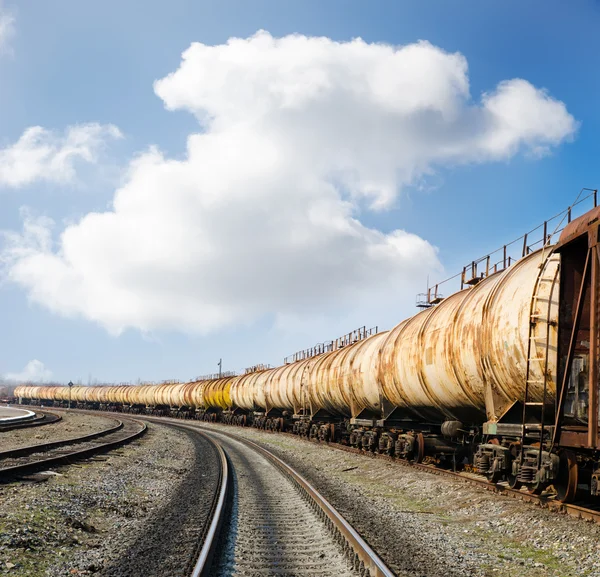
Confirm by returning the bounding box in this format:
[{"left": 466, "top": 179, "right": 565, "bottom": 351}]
[{"left": 15, "top": 201, "right": 600, "bottom": 503}]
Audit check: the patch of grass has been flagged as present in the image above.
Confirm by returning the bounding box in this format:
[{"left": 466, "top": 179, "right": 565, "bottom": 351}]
[
  {"left": 511, "top": 543, "right": 574, "bottom": 574},
  {"left": 465, "top": 524, "right": 585, "bottom": 577}
]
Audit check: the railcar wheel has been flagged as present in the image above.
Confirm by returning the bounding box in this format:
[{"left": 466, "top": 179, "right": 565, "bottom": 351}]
[
  {"left": 487, "top": 469, "right": 502, "bottom": 484},
  {"left": 527, "top": 480, "right": 545, "bottom": 495},
  {"left": 508, "top": 474, "right": 521, "bottom": 489},
  {"left": 507, "top": 443, "right": 521, "bottom": 489},
  {"left": 411, "top": 433, "right": 425, "bottom": 464},
  {"left": 554, "top": 450, "right": 578, "bottom": 503}
]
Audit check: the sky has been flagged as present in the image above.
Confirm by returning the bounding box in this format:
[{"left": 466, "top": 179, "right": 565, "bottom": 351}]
[{"left": 0, "top": 0, "right": 597, "bottom": 385}]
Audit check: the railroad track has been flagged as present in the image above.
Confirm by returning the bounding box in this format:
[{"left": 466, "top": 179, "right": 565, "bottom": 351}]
[
  {"left": 409, "top": 458, "right": 600, "bottom": 523},
  {"left": 27, "top": 406, "right": 600, "bottom": 527},
  {"left": 0, "top": 416, "right": 146, "bottom": 480},
  {"left": 200, "top": 428, "right": 394, "bottom": 577},
  {"left": 22, "top": 411, "right": 600, "bottom": 577},
  {"left": 0, "top": 409, "right": 61, "bottom": 432},
  {"left": 133, "top": 416, "right": 394, "bottom": 577},
  {"left": 265, "top": 428, "right": 600, "bottom": 525}
]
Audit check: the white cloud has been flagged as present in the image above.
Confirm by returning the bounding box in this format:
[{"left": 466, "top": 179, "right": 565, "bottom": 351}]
[
  {"left": 0, "top": 3, "right": 14, "bottom": 53},
  {"left": 1, "top": 32, "right": 577, "bottom": 335},
  {"left": 0, "top": 123, "right": 122, "bottom": 188},
  {"left": 5, "top": 359, "right": 52, "bottom": 383}
]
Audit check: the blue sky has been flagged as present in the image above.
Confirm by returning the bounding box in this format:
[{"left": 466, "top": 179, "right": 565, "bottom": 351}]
[{"left": 0, "top": 0, "right": 597, "bottom": 384}]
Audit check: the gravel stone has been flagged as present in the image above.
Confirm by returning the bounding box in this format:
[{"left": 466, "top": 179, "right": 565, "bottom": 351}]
[
  {"left": 101, "top": 422, "right": 220, "bottom": 577},
  {"left": 209, "top": 430, "right": 355, "bottom": 577},
  {"left": 201, "top": 423, "right": 600, "bottom": 577},
  {"left": 0, "top": 421, "right": 198, "bottom": 576},
  {"left": 0, "top": 412, "right": 117, "bottom": 453}
]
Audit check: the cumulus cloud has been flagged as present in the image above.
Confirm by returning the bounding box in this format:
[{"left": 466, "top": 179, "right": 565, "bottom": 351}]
[
  {"left": 0, "top": 124, "right": 122, "bottom": 188},
  {"left": 1, "top": 32, "right": 577, "bottom": 335},
  {"left": 5, "top": 360, "right": 52, "bottom": 383}
]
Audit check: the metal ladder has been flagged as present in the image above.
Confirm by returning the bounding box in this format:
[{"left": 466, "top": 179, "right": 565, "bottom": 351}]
[{"left": 521, "top": 249, "right": 560, "bottom": 469}]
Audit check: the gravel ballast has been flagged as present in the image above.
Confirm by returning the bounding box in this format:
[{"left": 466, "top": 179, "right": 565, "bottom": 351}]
[
  {"left": 0, "top": 420, "right": 210, "bottom": 576},
  {"left": 208, "top": 429, "right": 355, "bottom": 577},
  {"left": 0, "top": 411, "right": 117, "bottom": 453},
  {"left": 200, "top": 423, "right": 600, "bottom": 577}
]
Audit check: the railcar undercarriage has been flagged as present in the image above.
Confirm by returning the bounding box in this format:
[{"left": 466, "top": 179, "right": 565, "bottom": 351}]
[{"left": 19, "top": 395, "right": 599, "bottom": 502}]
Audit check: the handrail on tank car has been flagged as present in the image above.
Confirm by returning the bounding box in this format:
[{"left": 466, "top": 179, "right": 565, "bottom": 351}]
[
  {"left": 421, "top": 188, "right": 598, "bottom": 307},
  {"left": 283, "top": 325, "right": 379, "bottom": 364}
]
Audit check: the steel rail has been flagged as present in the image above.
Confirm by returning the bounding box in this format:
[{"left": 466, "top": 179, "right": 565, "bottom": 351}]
[
  {"left": 192, "top": 422, "right": 600, "bottom": 527},
  {"left": 30, "top": 408, "right": 600, "bottom": 526},
  {"left": 289, "top": 435, "right": 600, "bottom": 524},
  {"left": 0, "top": 410, "right": 61, "bottom": 432},
  {"left": 0, "top": 419, "right": 123, "bottom": 459},
  {"left": 131, "top": 416, "right": 230, "bottom": 577},
  {"left": 188, "top": 428, "right": 229, "bottom": 577},
  {"left": 0, "top": 408, "right": 35, "bottom": 423},
  {"left": 198, "top": 426, "right": 396, "bottom": 577},
  {"left": 0, "top": 418, "right": 146, "bottom": 480}
]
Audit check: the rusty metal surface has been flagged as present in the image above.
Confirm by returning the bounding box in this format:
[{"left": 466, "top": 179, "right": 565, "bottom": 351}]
[
  {"left": 229, "top": 370, "right": 273, "bottom": 411},
  {"left": 306, "top": 333, "right": 388, "bottom": 417},
  {"left": 16, "top": 249, "right": 559, "bottom": 426},
  {"left": 344, "top": 332, "right": 387, "bottom": 417},
  {"left": 253, "top": 370, "right": 270, "bottom": 410},
  {"left": 379, "top": 248, "right": 559, "bottom": 422},
  {"left": 557, "top": 205, "right": 600, "bottom": 247},
  {"left": 483, "top": 251, "right": 559, "bottom": 415},
  {"left": 285, "top": 358, "right": 316, "bottom": 414},
  {"left": 229, "top": 374, "right": 257, "bottom": 411},
  {"left": 182, "top": 381, "right": 205, "bottom": 408},
  {"left": 231, "top": 358, "right": 317, "bottom": 414},
  {"left": 271, "top": 427, "right": 600, "bottom": 526},
  {"left": 19, "top": 381, "right": 211, "bottom": 411},
  {"left": 264, "top": 363, "right": 297, "bottom": 412}
]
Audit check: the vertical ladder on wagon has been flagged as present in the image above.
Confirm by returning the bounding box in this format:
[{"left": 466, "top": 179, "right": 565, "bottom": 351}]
[{"left": 520, "top": 249, "right": 560, "bottom": 471}]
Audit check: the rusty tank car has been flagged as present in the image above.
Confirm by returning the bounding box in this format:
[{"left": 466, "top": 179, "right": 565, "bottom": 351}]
[{"left": 17, "top": 197, "right": 600, "bottom": 503}]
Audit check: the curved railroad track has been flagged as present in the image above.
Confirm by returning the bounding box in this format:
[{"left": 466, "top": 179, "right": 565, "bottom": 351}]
[
  {"left": 22, "top": 406, "right": 600, "bottom": 526},
  {"left": 264, "top": 427, "right": 600, "bottom": 524},
  {"left": 0, "top": 409, "right": 61, "bottom": 432},
  {"left": 198, "top": 427, "right": 395, "bottom": 577},
  {"left": 98, "top": 418, "right": 224, "bottom": 577},
  {"left": 108, "top": 414, "right": 394, "bottom": 577},
  {"left": 0, "top": 416, "right": 146, "bottom": 480}
]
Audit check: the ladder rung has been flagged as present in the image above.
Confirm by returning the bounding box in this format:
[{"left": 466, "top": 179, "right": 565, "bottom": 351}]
[
  {"left": 527, "top": 380, "right": 545, "bottom": 383},
  {"left": 528, "top": 358, "right": 547, "bottom": 362},
  {"left": 529, "top": 336, "right": 547, "bottom": 341},
  {"left": 525, "top": 402, "right": 544, "bottom": 406}
]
